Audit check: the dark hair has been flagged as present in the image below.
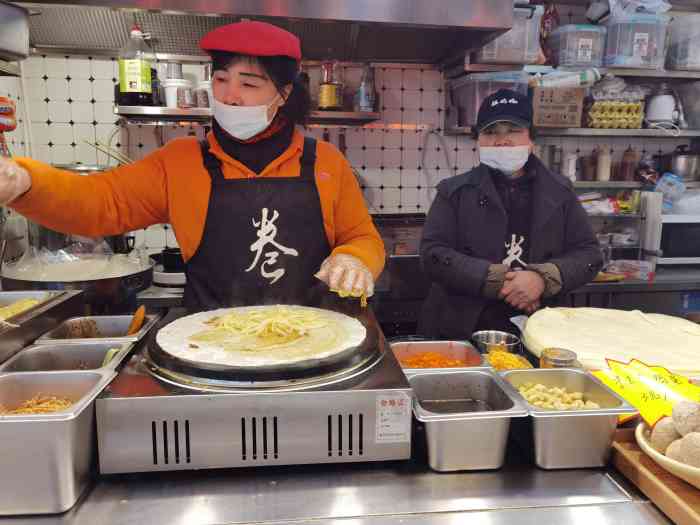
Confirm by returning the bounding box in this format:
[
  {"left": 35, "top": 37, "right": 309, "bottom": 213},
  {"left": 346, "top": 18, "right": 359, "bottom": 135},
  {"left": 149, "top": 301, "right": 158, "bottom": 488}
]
[{"left": 210, "top": 51, "right": 311, "bottom": 125}]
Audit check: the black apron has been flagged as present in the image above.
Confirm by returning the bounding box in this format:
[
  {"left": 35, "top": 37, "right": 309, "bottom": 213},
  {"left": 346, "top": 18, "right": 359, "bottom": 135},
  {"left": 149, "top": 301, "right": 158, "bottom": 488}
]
[{"left": 183, "top": 137, "right": 331, "bottom": 311}]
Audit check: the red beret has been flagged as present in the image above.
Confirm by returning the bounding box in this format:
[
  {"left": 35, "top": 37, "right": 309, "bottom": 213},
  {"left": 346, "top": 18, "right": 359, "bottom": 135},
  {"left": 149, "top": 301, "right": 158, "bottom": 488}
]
[{"left": 200, "top": 21, "right": 301, "bottom": 61}]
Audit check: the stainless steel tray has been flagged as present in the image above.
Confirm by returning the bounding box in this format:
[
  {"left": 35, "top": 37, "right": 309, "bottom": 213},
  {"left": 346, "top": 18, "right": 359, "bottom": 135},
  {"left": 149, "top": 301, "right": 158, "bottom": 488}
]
[
  {"left": 35, "top": 314, "right": 158, "bottom": 344},
  {"left": 0, "top": 290, "right": 84, "bottom": 364},
  {"left": 0, "top": 369, "right": 115, "bottom": 514},
  {"left": 409, "top": 369, "right": 528, "bottom": 472},
  {"left": 500, "top": 368, "right": 636, "bottom": 469},
  {"left": 0, "top": 291, "right": 62, "bottom": 324},
  {"left": 0, "top": 341, "right": 134, "bottom": 373},
  {"left": 389, "top": 339, "right": 486, "bottom": 376}
]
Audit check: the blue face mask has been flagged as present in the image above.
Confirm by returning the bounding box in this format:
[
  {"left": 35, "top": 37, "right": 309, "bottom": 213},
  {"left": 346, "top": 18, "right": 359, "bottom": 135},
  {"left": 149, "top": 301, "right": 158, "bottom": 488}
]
[{"left": 479, "top": 145, "right": 530, "bottom": 176}]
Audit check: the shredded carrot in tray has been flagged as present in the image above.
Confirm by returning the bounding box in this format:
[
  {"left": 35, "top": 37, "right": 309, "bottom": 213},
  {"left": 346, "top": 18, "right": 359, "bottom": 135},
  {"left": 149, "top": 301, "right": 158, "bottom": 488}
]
[
  {"left": 399, "top": 351, "right": 480, "bottom": 368},
  {"left": 0, "top": 395, "right": 73, "bottom": 415}
]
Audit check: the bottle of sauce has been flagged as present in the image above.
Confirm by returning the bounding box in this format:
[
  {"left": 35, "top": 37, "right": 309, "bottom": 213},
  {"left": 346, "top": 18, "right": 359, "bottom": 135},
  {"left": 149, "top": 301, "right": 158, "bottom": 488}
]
[
  {"left": 318, "top": 60, "right": 343, "bottom": 111},
  {"left": 118, "top": 25, "right": 155, "bottom": 106},
  {"left": 354, "top": 63, "right": 376, "bottom": 113},
  {"left": 596, "top": 146, "right": 612, "bottom": 182},
  {"left": 620, "top": 146, "right": 640, "bottom": 182}
]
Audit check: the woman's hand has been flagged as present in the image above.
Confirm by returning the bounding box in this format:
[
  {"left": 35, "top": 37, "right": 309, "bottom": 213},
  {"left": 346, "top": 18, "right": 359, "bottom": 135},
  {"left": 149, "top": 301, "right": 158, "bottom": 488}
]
[
  {"left": 0, "top": 157, "right": 31, "bottom": 205},
  {"left": 315, "top": 253, "right": 374, "bottom": 298}
]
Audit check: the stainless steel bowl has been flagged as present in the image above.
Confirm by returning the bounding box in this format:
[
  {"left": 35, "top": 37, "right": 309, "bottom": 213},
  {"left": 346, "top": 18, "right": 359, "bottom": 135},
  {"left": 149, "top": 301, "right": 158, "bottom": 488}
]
[{"left": 471, "top": 330, "right": 521, "bottom": 353}]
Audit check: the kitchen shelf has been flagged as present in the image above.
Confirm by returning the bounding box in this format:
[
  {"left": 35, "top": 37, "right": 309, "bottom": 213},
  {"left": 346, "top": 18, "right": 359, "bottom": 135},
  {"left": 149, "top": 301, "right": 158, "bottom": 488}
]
[
  {"left": 307, "top": 111, "right": 381, "bottom": 126},
  {"left": 114, "top": 106, "right": 380, "bottom": 127},
  {"left": 537, "top": 128, "right": 700, "bottom": 138},
  {"left": 574, "top": 181, "right": 644, "bottom": 189},
  {"left": 661, "top": 214, "right": 700, "bottom": 223},
  {"left": 447, "top": 126, "right": 700, "bottom": 138},
  {"left": 588, "top": 213, "right": 642, "bottom": 219},
  {"left": 447, "top": 62, "right": 700, "bottom": 81},
  {"left": 603, "top": 67, "right": 700, "bottom": 80},
  {"left": 115, "top": 105, "right": 212, "bottom": 123},
  {"left": 0, "top": 60, "right": 20, "bottom": 77}
]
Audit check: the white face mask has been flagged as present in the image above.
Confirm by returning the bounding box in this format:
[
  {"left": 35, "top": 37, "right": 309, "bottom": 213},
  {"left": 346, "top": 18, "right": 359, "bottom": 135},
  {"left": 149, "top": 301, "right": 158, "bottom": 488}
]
[
  {"left": 479, "top": 145, "right": 530, "bottom": 176},
  {"left": 213, "top": 95, "right": 280, "bottom": 141}
]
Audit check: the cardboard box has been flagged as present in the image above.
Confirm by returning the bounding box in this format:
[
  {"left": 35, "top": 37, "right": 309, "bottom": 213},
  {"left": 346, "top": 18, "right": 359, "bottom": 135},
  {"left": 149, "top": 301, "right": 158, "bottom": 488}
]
[{"left": 532, "top": 87, "right": 585, "bottom": 128}]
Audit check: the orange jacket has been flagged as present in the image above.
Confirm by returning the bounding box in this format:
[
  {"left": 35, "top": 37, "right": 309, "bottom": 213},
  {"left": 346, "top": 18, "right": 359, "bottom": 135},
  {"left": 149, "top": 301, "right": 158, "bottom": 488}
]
[{"left": 11, "top": 130, "right": 385, "bottom": 278}]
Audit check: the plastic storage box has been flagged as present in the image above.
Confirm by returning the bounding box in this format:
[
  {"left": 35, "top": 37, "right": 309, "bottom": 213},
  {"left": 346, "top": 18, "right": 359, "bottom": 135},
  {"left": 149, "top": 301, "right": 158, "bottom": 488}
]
[
  {"left": 446, "top": 71, "right": 530, "bottom": 129},
  {"left": 667, "top": 14, "right": 700, "bottom": 71},
  {"left": 603, "top": 14, "right": 670, "bottom": 70},
  {"left": 475, "top": 7, "right": 543, "bottom": 65},
  {"left": 548, "top": 25, "right": 606, "bottom": 68}
]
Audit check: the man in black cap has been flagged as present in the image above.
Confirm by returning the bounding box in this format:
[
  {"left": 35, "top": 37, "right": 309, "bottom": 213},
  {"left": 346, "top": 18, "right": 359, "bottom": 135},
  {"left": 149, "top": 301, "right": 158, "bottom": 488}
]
[{"left": 419, "top": 89, "right": 602, "bottom": 338}]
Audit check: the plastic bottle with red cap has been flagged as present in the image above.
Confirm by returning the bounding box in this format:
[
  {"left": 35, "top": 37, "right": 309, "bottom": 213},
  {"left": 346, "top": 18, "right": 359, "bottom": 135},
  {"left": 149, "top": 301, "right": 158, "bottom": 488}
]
[{"left": 118, "top": 24, "right": 155, "bottom": 106}]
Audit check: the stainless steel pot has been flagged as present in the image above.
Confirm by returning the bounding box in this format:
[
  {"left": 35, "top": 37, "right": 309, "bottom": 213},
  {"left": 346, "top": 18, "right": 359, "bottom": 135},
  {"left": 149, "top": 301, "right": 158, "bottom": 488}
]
[{"left": 656, "top": 145, "right": 700, "bottom": 181}]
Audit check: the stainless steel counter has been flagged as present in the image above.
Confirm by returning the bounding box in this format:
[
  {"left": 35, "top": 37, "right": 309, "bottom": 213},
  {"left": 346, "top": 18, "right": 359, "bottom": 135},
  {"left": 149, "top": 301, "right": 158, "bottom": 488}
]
[{"left": 0, "top": 447, "right": 671, "bottom": 525}]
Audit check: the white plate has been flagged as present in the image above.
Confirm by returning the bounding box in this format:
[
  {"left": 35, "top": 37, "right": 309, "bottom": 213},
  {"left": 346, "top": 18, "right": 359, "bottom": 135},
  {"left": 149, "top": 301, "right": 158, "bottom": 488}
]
[{"left": 635, "top": 422, "right": 700, "bottom": 490}]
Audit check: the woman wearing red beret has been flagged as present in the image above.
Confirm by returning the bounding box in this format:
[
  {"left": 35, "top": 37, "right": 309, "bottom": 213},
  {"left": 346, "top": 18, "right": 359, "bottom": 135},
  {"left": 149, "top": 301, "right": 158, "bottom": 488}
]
[{"left": 0, "top": 21, "right": 384, "bottom": 310}]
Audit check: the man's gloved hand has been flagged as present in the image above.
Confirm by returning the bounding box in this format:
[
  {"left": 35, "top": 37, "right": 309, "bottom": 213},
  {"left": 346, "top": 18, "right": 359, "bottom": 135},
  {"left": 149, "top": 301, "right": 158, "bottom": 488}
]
[
  {"left": 0, "top": 157, "right": 31, "bottom": 205},
  {"left": 315, "top": 253, "right": 374, "bottom": 301}
]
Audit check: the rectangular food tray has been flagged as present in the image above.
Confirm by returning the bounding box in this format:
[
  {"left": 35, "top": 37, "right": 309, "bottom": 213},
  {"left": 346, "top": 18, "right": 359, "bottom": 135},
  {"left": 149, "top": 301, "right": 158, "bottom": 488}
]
[
  {"left": 390, "top": 340, "right": 486, "bottom": 376},
  {"left": 35, "top": 314, "right": 158, "bottom": 344},
  {"left": 501, "top": 368, "right": 636, "bottom": 469},
  {"left": 409, "top": 369, "right": 528, "bottom": 471},
  {"left": 0, "top": 370, "right": 115, "bottom": 514},
  {"left": 0, "top": 341, "right": 134, "bottom": 373}
]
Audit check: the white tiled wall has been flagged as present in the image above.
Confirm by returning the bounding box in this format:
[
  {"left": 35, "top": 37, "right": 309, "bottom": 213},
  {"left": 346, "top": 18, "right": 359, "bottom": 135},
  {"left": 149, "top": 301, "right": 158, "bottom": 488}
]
[{"left": 0, "top": 2, "right": 693, "bottom": 255}]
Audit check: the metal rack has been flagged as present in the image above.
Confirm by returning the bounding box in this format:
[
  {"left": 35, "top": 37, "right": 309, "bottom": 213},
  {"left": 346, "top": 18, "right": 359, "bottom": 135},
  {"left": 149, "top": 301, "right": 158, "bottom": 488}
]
[
  {"left": 446, "top": 126, "right": 700, "bottom": 137},
  {"left": 114, "top": 106, "right": 382, "bottom": 128}
]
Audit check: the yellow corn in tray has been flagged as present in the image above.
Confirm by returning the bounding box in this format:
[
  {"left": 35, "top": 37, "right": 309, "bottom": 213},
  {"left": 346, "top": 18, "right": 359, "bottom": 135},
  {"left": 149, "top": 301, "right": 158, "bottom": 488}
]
[
  {"left": 0, "top": 299, "right": 40, "bottom": 321},
  {"left": 486, "top": 350, "right": 533, "bottom": 371}
]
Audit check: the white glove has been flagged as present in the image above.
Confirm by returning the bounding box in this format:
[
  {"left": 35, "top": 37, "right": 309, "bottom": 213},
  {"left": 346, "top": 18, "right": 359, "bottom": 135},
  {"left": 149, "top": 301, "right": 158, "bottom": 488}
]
[
  {"left": 315, "top": 253, "right": 374, "bottom": 299},
  {"left": 0, "top": 156, "right": 31, "bottom": 205}
]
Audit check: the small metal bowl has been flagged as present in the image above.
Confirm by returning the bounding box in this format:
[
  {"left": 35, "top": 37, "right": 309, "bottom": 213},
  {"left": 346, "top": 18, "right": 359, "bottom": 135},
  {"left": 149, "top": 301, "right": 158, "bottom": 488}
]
[{"left": 471, "top": 330, "right": 520, "bottom": 354}]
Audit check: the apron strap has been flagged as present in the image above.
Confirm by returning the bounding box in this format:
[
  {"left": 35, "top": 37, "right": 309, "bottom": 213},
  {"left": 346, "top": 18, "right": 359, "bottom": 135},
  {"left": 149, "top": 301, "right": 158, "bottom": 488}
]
[
  {"left": 199, "top": 139, "right": 225, "bottom": 183},
  {"left": 300, "top": 137, "right": 317, "bottom": 181}
]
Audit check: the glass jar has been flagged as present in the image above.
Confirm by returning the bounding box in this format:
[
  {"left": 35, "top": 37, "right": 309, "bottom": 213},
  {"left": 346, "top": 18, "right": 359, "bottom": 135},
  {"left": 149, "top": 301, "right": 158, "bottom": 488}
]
[{"left": 540, "top": 348, "right": 581, "bottom": 369}]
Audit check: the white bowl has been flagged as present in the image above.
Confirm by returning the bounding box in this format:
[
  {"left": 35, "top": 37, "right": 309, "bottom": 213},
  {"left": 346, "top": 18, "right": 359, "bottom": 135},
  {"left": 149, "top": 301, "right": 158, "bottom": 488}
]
[{"left": 635, "top": 422, "right": 700, "bottom": 490}]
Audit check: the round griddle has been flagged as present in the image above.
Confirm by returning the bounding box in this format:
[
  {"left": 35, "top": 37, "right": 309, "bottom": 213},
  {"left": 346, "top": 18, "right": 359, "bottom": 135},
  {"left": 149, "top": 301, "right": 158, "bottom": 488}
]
[{"left": 145, "top": 307, "right": 382, "bottom": 383}]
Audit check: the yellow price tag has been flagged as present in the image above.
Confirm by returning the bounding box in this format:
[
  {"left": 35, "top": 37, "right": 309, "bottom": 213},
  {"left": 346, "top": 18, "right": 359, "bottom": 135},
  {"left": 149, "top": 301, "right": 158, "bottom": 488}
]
[{"left": 593, "top": 358, "right": 700, "bottom": 427}]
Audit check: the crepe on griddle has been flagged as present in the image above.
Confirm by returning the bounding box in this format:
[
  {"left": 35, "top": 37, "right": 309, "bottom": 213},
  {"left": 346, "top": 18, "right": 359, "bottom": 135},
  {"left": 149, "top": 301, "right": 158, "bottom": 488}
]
[{"left": 156, "top": 305, "right": 367, "bottom": 368}]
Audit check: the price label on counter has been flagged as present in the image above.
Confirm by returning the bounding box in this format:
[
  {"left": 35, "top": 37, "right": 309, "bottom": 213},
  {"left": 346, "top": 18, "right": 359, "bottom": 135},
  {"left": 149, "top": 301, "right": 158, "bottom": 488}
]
[{"left": 375, "top": 392, "right": 411, "bottom": 444}]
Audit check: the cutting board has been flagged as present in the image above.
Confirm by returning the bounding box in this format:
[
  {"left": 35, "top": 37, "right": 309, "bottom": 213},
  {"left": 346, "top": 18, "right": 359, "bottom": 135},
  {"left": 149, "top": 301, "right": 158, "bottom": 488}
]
[{"left": 612, "top": 428, "right": 700, "bottom": 525}]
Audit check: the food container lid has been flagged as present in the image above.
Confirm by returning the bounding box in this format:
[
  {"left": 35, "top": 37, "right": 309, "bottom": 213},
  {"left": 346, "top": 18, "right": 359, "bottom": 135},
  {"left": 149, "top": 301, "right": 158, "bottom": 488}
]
[
  {"left": 541, "top": 347, "right": 578, "bottom": 366},
  {"left": 606, "top": 13, "right": 670, "bottom": 25},
  {"left": 551, "top": 24, "right": 607, "bottom": 36}
]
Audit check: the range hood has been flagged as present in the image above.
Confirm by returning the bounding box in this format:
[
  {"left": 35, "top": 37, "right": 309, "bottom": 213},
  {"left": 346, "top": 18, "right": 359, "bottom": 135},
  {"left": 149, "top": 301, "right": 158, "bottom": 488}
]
[{"left": 15, "top": 0, "right": 513, "bottom": 63}]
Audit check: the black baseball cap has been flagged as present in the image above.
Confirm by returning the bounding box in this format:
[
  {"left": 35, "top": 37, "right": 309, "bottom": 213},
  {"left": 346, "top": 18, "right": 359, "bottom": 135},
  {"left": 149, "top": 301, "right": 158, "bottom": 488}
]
[{"left": 476, "top": 88, "right": 532, "bottom": 134}]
